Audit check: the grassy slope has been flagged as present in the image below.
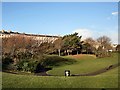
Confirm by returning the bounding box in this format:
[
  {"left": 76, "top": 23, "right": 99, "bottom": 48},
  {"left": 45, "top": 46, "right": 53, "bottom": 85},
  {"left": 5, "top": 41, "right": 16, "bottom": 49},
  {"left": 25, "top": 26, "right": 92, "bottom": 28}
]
[
  {"left": 47, "top": 53, "right": 118, "bottom": 75},
  {"left": 2, "top": 67, "right": 118, "bottom": 88},
  {"left": 2, "top": 53, "right": 119, "bottom": 88}
]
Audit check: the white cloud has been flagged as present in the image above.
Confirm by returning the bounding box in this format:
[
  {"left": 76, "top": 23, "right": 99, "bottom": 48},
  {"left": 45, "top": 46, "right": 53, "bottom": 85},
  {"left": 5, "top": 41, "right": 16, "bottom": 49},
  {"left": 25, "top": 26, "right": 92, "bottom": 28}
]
[
  {"left": 72, "top": 28, "right": 118, "bottom": 44},
  {"left": 107, "top": 11, "right": 118, "bottom": 20},
  {"left": 72, "top": 28, "right": 94, "bottom": 40},
  {"left": 112, "top": 11, "right": 118, "bottom": 16}
]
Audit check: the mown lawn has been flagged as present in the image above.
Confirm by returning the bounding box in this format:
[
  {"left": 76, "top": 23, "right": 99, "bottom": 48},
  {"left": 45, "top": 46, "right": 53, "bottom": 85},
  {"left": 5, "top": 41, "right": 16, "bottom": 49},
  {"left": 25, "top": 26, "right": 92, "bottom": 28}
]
[
  {"left": 47, "top": 53, "right": 118, "bottom": 75},
  {"left": 2, "top": 67, "right": 118, "bottom": 88},
  {"left": 2, "top": 53, "right": 119, "bottom": 88}
]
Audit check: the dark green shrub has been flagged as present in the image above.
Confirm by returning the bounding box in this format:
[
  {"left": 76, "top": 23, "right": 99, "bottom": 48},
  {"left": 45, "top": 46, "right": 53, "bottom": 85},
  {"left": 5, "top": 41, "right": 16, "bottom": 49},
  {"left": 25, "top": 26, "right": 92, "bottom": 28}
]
[
  {"left": 16, "top": 52, "right": 32, "bottom": 60},
  {"left": 16, "top": 59, "right": 45, "bottom": 73},
  {"left": 6, "top": 64, "right": 17, "bottom": 71},
  {"left": 13, "top": 55, "right": 76, "bottom": 73},
  {"left": 27, "top": 61, "right": 37, "bottom": 72},
  {"left": 2, "top": 57, "right": 14, "bottom": 70},
  {"left": 16, "top": 60, "right": 27, "bottom": 71},
  {"left": 2, "top": 57, "right": 13, "bottom": 65}
]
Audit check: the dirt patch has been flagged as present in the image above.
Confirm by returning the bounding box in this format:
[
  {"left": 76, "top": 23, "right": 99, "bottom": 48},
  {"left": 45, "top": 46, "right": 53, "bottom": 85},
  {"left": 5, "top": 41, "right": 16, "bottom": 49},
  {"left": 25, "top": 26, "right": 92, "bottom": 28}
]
[{"left": 68, "top": 54, "right": 96, "bottom": 59}]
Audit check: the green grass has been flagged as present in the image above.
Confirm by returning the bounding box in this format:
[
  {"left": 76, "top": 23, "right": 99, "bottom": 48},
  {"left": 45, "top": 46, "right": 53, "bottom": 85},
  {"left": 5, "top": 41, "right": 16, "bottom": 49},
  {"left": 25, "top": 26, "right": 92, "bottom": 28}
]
[
  {"left": 2, "top": 53, "right": 119, "bottom": 88},
  {"left": 2, "top": 67, "right": 118, "bottom": 88},
  {"left": 47, "top": 53, "right": 118, "bottom": 75}
]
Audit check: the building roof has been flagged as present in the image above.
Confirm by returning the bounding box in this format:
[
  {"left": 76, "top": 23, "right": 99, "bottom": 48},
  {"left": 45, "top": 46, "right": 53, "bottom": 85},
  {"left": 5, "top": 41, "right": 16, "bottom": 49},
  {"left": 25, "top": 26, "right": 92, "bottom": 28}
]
[{"left": 0, "top": 30, "right": 60, "bottom": 38}]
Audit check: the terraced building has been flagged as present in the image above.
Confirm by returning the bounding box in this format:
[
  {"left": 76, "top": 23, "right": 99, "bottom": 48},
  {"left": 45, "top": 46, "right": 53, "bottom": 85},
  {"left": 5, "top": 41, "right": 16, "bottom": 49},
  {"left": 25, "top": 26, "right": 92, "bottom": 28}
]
[{"left": 0, "top": 30, "right": 59, "bottom": 43}]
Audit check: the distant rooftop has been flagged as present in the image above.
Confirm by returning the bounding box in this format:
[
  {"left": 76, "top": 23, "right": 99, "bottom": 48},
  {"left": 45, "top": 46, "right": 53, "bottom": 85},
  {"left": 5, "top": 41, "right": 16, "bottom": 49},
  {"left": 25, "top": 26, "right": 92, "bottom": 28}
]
[{"left": 0, "top": 30, "right": 60, "bottom": 38}]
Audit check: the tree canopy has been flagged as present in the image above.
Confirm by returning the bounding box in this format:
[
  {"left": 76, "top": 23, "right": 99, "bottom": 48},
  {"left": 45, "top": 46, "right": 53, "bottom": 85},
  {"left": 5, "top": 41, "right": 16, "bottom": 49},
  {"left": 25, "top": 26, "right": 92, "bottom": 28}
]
[{"left": 61, "top": 32, "right": 82, "bottom": 55}]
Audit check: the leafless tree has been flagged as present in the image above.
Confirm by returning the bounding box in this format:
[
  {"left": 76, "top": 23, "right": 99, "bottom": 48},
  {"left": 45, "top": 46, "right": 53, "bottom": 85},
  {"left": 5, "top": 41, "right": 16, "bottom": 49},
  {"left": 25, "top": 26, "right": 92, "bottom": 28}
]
[
  {"left": 96, "top": 36, "right": 112, "bottom": 57},
  {"left": 54, "top": 37, "right": 63, "bottom": 56},
  {"left": 84, "top": 37, "right": 97, "bottom": 54}
]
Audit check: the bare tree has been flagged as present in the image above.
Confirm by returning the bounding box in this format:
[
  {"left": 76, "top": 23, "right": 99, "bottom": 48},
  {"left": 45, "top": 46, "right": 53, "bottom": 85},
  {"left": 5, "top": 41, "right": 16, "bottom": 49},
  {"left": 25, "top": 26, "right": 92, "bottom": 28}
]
[
  {"left": 84, "top": 38, "right": 96, "bottom": 46},
  {"left": 97, "top": 36, "right": 112, "bottom": 49},
  {"left": 2, "top": 35, "right": 37, "bottom": 64},
  {"left": 54, "top": 37, "right": 62, "bottom": 56},
  {"left": 84, "top": 37, "right": 97, "bottom": 54},
  {"left": 96, "top": 36, "right": 112, "bottom": 57}
]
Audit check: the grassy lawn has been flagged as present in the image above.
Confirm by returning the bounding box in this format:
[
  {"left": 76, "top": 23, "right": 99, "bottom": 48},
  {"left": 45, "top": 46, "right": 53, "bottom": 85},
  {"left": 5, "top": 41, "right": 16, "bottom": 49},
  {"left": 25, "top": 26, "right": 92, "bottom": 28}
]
[
  {"left": 2, "top": 67, "right": 118, "bottom": 88},
  {"left": 47, "top": 53, "right": 118, "bottom": 75},
  {"left": 2, "top": 53, "right": 119, "bottom": 88}
]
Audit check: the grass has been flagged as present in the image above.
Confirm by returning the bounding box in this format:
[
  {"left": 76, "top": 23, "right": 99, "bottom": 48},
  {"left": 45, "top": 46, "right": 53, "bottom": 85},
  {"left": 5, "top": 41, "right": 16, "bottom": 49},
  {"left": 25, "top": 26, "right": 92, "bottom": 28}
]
[
  {"left": 47, "top": 53, "right": 118, "bottom": 75},
  {"left": 43, "top": 55, "right": 76, "bottom": 67},
  {"left": 2, "top": 67, "right": 118, "bottom": 88},
  {"left": 2, "top": 53, "right": 119, "bottom": 88}
]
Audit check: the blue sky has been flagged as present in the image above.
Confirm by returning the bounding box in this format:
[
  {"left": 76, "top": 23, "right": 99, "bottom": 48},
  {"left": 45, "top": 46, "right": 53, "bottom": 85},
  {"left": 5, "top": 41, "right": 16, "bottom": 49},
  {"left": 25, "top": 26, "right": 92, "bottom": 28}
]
[{"left": 2, "top": 2, "right": 118, "bottom": 43}]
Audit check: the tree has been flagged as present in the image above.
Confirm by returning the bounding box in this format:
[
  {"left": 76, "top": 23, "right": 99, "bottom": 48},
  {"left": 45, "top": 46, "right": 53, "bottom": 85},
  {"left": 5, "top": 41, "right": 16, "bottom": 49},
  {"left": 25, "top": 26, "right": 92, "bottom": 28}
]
[
  {"left": 54, "top": 37, "right": 62, "bottom": 56},
  {"left": 84, "top": 37, "right": 96, "bottom": 54},
  {"left": 62, "top": 33, "right": 82, "bottom": 55},
  {"left": 2, "top": 35, "right": 36, "bottom": 64},
  {"left": 82, "top": 43, "right": 92, "bottom": 54},
  {"left": 96, "top": 36, "right": 112, "bottom": 57},
  {"left": 2, "top": 35, "right": 56, "bottom": 71},
  {"left": 116, "top": 44, "right": 120, "bottom": 52}
]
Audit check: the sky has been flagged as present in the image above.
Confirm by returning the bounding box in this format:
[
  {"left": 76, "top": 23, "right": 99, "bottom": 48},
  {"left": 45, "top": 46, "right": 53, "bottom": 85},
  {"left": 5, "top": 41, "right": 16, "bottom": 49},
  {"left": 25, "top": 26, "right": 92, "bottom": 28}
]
[{"left": 2, "top": 2, "right": 118, "bottom": 44}]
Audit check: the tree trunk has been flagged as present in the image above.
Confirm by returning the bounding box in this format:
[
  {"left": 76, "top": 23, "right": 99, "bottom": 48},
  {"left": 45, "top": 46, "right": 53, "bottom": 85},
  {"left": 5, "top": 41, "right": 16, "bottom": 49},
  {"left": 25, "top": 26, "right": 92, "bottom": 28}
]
[
  {"left": 66, "top": 50, "right": 67, "bottom": 55},
  {"left": 58, "top": 49, "right": 61, "bottom": 56},
  {"left": 77, "top": 51, "right": 78, "bottom": 55},
  {"left": 68, "top": 52, "right": 69, "bottom": 55},
  {"left": 67, "top": 50, "right": 69, "bottom": 55}
]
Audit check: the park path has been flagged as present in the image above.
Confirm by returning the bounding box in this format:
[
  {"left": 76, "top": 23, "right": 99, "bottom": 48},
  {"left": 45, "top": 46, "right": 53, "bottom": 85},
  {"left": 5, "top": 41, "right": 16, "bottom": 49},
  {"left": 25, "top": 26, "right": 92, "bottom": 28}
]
[
  {"left": 71, "top": 63, "right": 119, "bottom": 76},
  {"left": 4, "top": 63, "right": 119, "bottom": 76}
]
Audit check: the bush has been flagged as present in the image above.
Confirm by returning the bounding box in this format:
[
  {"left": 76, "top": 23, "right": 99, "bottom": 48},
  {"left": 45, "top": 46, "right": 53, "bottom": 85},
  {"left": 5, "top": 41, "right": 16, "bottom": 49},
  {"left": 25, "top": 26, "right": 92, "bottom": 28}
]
[
  {"left": 6, "top": 64, "right": 17, "bottom": 71},
  {"left": 16, "top": 59, "right": 45, "bottom": 73},
  {"left": 2, "top": 57, "right": 13, "bottom": 65},
  {"left": 2, "top": 57, "right": 14, "bottom": 70},
  {"left": 5, "top": 55, "right": 76, "bottom": 73},
  {"left": 16, "top": 52, "right": 33, "bottom": 60}
]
